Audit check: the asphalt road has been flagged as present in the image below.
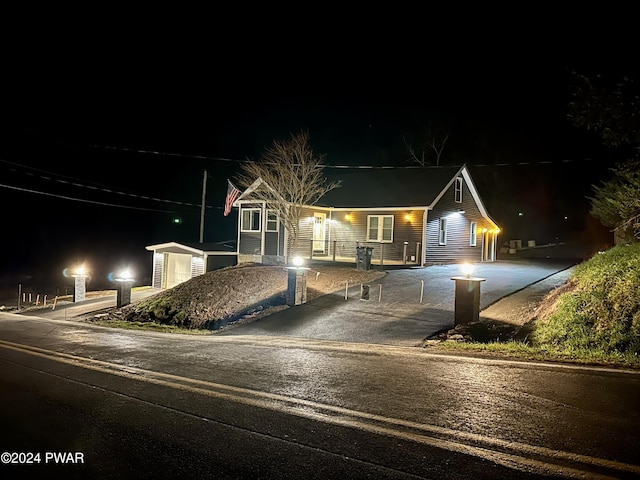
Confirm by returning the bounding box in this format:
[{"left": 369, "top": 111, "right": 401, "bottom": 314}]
[
  {"left": 1, "top": 314, "right": 639, "bottom": 479},
  {"left": 219, "top": 257, "right": 579, "bottom": 346}
]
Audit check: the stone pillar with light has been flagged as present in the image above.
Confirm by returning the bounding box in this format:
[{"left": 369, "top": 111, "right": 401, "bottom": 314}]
[
  {"left": 286, "top": 257, "right": 309, "bottom": 306},
  {"left": 451, "top": 263, "right": 486, "bottom": 325},
  {"left": 71, "top": 266, "right": 88, "bottom": 303},
  {"left": 115, "top": 269, "right": 135, "bottom": 307}
]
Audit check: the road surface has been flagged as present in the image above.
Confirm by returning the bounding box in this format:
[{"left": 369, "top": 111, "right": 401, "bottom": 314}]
[{"left": 1, "top": 313, "right": 639, "bottom": 479}]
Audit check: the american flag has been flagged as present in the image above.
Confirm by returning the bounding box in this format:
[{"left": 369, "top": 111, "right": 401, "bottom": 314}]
[{"left": 224, "top": 180, "right": 241, "bottom": 216}]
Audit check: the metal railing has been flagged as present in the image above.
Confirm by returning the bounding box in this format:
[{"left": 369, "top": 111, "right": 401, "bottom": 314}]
[{"left": 303, "top": 240, "right": 422, "bottom": 267}]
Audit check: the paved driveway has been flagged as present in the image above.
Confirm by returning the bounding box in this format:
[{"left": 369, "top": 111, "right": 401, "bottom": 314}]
[{"left": 219, "top": 258, "right": 578, "bottom": 346}]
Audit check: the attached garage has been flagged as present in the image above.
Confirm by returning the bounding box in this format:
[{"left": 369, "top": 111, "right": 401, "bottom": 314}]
[{"left": 145, "top": 241, "right": 237, "bottom": 290}]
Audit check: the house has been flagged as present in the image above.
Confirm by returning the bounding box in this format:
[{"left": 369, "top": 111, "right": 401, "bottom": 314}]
[
  {"left": 144, "top": 240, "right": 236, "bottom": 290},
  {"left": 232, "top": 165, "right": 501, "bottom": 267}
]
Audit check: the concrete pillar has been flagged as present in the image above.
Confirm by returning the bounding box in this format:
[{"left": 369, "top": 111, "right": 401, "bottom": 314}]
[
  {"left": 116, "top": 280, "right": 133, "bottom": 307},
  {"left": 72, "top": 275, "right": 87, "bottom": 302},
  {"left": 451, "top": 276, "right": 486, "bottom": 324},
  {"left": 286, "top": 267, "right": 309, "bottom": 306}
]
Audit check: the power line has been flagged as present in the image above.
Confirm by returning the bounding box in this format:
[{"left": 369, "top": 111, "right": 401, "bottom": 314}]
[
  {"left": 0, "top": 182, "right": 191, "bottom": 213},
  {"left": 93, "top": 144, "right": 595, "bottom": 169},
  {"left": 0, "top": 157, "right": 219, "bottom": 212}
]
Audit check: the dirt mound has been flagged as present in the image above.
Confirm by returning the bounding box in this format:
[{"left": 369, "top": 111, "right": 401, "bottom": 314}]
[{"left": 101, "top": 263, "right": 386, "bottom": 330}]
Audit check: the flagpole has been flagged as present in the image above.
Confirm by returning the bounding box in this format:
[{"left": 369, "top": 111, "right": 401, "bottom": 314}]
[{"left": 200, "top": 169, "right": 207, "bottom": 243}]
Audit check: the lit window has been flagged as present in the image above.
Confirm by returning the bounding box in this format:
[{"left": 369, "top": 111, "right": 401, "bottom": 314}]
[
  {"left": 438, "top": 218, "right": 447, "bottom": 245},
  {"left": 470, "top": 222, "right": 477, "bottom": 246},
  {"left": 266, "top": 210, "right": 278, "bottom": 232},
  {"left": 241, "top": 208, "right": 261, "bottom": 232},
  {"left": 367, "top": 215, "right": 394, "bottom": 242},
  {"left": 454, "top": 177, "right": 463, "bottom": 203}
]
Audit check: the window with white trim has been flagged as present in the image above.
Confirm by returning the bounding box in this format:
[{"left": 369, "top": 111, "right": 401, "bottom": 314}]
[
  {"left": 470, "top": 221, "right": 477, "bottom": 246},
  {"left": 241, "top": 208, "right": 261, "bottom": 232},
  {"left": 266, "top": 210, "right": 279, "bottom": 232},
  {"left": 367, "top": 215, "right": 394, "bottom": 242},
  {"left": 438, "top": 217, "right": 447, "bottom": 245},
  {"left": 454, "top": 176, "right": 463, "bottom": 203}
]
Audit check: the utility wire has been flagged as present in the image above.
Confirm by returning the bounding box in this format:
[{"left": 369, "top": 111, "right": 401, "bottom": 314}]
[
  {"left": 93, "top": 144, "right": 595, "bottom": 168},
  {"left": 0, "top": 183, "right": 200, "bottom": 213},
  {"left": 0, "top": 158, "right": 217, "bottom": 212}
]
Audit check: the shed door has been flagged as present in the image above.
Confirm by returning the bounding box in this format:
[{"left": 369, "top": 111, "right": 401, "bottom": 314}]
[
  {"left": 164, "top": 253, "right": 192, "bottom": 289},
  {"left": 313, "top": 213, "right": 326, "bottom": 252}
]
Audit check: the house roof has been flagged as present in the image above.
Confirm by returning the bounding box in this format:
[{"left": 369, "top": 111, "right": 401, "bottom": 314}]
[{"left": 316, "top": 165, "right": 466, "bottom": 208}]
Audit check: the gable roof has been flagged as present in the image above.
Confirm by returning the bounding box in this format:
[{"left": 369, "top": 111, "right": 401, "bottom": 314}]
[
  {"left": 234, "top": 165, "right": 498, "bottom": 228},
  {"left": 316, "top": 165, "right": 466, "bottom": 208},
  {"left": 145, "top": 240, "right": 237, "bottom": 255}
]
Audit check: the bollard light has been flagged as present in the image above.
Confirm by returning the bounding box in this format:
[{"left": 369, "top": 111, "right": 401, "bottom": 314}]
[
  {"left": 451, "top": 264, "right": 486, "bottom": 325},
  {"left": 114, "top": 268, "right": 135, "bottom": 308},
  {"left": 286, "top": 257, "right": 309, "bottom": 306},
  {"left": 115, "top": 269, "right": 135, "bottom": 282},
  {"left": 460, "top": 262, "right": 475, "bottom": 278}
]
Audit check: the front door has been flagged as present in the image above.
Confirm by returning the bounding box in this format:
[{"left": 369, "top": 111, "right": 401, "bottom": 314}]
[{"left": 312, "top": 212, "right": 326, "bottom": 253}]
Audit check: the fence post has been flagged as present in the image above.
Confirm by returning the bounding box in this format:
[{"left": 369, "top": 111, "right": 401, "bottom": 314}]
[{"left": 333, "top": 240, "right": 336, "bottom": 262}]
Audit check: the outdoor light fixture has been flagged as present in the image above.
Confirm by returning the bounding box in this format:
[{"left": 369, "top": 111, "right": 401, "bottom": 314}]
[
  {"left": 457, "top": 208, "right": 465, "bottom": 214},
  {"left": 460, "top": 263, "right": 475, "bottom": 278},
  {"left": 114, "top": 268, "right": 135, "bottom": 308},
  {"left": 72, "top": 265, "right": 88, "bottom": 277},
  {"left": 344, "top": 214, "right": 352, "bottom": 222},
  {"left": 68, "top": 264, "right": 89, "bottom": 303},
  {"left": 115, "top": 269, "right": 134, "bottom": 282},
  {"left": 286, "top": 256, "right": 309, "bottom": 306}
]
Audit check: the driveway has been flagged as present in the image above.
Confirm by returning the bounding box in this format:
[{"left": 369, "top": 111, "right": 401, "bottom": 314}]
[{"left": 219, "top": 257, "right": 578, "bottom": 346}]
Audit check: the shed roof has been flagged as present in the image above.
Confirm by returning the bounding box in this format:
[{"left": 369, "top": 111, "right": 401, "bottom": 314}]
[{"left": 145, "top": 240, "right": 237, "bottom": 255}]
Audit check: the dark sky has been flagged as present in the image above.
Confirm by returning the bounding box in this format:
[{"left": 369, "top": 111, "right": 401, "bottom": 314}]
[{"left": 1, "top": 28, "right": 636, "bottom": 291}]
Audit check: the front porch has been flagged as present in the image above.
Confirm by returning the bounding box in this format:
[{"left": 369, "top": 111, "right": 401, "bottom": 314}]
[{"left": 298, "top": 239, "right": 423, "bottom": 267}]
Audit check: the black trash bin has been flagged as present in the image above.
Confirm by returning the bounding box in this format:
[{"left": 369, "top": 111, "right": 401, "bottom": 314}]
[
  {"left": 356, "top": 246, "right": 365, "bottom": 270},
  {"left": 356, "top": 246, "right": 374, "bottom": 270},
  {"left": 364, "top": 247, "right": 373, "bottom": 269}
]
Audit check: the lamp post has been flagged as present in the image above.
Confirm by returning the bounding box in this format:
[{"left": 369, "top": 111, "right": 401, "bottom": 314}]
[
  {"left": 114, "top": 269, "right": 135, "bottom": 308},
  {"left": 451, "top": 263, "right": 485, "bottom": 325},
  {"left": 285, "top": 256, "right": 309, "bottom": 306},
  {"left": 71, "top": 265, "right": 88, "bottom": 303}
]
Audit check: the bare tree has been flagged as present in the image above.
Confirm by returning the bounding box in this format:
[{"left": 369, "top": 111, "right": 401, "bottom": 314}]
[
  {"left": 235, "top": 130, "right": 341, "bottom": 257},
  {"left": 403, "top": 121, "right": 450, "bottom": 166}
]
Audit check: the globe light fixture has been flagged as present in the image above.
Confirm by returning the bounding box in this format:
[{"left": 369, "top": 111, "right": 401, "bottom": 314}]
[
  {"left": 460, "top": 262, "right": 475, "bottom": 278},
  {"left": 115, "top": 268, "right": 135, "bottom": 282}
]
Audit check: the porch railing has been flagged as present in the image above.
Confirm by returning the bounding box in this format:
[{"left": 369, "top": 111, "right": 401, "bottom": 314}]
[{"left": 304, "top": 240, "right": 422, "bottom": 266}]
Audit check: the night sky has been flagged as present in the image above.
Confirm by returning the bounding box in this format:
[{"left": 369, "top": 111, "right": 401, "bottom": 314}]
[{"left": 1, "top": 28, "right": 636, "bottom": 292}]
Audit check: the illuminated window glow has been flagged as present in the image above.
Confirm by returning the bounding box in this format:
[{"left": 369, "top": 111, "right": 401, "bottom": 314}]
[{"left": 367, "top": 215, "right": 393, "bottom": 242}]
